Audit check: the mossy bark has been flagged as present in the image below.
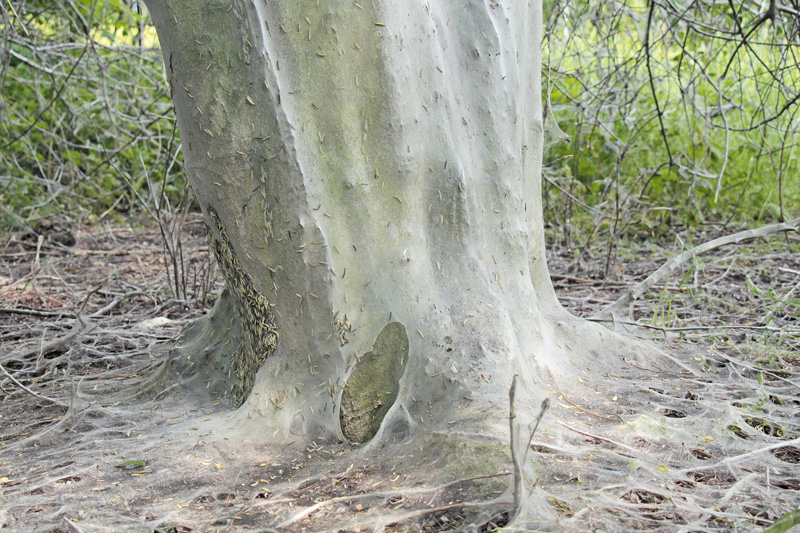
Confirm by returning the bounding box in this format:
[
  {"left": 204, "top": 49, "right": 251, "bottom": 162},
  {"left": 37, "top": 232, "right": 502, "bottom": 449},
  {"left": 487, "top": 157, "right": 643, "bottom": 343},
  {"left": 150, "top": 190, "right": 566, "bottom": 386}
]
[{"left": 339, "top": 322, "right": 408, "bottom": 443}]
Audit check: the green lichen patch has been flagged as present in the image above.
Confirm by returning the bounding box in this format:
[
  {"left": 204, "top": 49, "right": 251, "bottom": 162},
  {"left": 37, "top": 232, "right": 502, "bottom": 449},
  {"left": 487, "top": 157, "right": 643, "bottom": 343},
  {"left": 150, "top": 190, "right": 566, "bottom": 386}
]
[
  {"left": 207, "top": 207, "right": 278, "bottom": 406},
  {"left": 339, "top": 322, "right": 408, "bottom": 443}
]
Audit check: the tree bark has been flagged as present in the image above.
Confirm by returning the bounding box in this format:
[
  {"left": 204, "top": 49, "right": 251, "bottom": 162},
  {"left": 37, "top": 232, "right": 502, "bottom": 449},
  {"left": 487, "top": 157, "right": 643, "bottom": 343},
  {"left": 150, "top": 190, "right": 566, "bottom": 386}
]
[{"left": 144, "top": 0, "right": 641, "bottom": 454}]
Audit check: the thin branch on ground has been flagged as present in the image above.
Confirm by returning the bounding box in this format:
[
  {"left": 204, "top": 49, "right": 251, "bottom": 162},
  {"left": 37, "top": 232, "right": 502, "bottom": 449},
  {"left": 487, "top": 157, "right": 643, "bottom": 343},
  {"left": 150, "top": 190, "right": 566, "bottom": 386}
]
[
  {"left": 595, "top": 217, "right": 800, "bottom": 319},
  {"left": 683, "top": 437, "right": 800, "bottom": 473},
  {"left": 588, "top": 317, "right": 792, "bottom": 335},
  {"left": 0, "top": 307, "right": 76, "bottom": 318},
  {"left": 0, "top": 362, "right": 67, "bottom": 407},
  {"left": 558, "top": 421, "right": 642, "bottom": 456}
]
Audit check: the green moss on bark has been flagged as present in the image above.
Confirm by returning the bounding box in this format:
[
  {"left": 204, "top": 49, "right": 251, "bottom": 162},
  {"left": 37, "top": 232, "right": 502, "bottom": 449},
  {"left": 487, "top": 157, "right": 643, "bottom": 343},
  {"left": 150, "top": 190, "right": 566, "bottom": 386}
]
[{"left": 339, "top": 322, "right": 408, "bottom": 443}]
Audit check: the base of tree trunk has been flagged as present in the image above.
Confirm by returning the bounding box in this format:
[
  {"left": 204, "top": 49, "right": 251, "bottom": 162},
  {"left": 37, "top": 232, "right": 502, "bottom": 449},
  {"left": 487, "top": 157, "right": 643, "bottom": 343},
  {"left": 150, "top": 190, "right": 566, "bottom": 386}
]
[
  {"left": 163, "top": 288, "right": 656, "bottom": 438},
  {"left": 152, "top": 288, "right": 666, "bottom": 531}
]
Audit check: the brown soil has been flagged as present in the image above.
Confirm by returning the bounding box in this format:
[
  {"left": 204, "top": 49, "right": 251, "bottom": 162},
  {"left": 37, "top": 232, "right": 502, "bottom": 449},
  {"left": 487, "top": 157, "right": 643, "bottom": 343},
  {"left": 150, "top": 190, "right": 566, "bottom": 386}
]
[{"left": 1, "top": 218, "right": 798, "bottom": 532}]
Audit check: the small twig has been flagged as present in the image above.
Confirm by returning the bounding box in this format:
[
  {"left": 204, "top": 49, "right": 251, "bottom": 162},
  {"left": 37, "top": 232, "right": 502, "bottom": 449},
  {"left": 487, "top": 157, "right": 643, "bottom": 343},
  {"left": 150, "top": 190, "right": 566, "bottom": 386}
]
[
  {"left": 719, "top": 472, "right": 757, "bottom": 504},
  {"left": 0, "top": 322, "right": 93, "bottom": 365},
  {"left": 63, "top": 517, "right": 86, "bottom": 533},
  {"left": 711, "top": 351, "right": 799, "bottom": 386},
  {"left": 587, "top": 317, "right": 789, "bottom": 334},
  {"left": 88, "top": 291, "right": 148, "bottom": 318},
  {"left": 522, "top": 398, "right": 551, "bottom": 465},
  {"left": 509, "top": 374, "right": 521, "bottom": 510},
  {"left": 235, "top": 497, "right": 296, "bottom": 513},
  {"left": 0, "top": 45, "right": 90, "bottom": 152},
  {"left": 32, "top": 234, "right": 44, "bottom": 274},
  {"left": 558, "top": 421, "right": 641, "bottom": 455},
  {"left": 77, "top": 280, "right": 107, "bottom": 315},
  {"left": 644, "top": 0, "right": 673, "bottom": 165}
]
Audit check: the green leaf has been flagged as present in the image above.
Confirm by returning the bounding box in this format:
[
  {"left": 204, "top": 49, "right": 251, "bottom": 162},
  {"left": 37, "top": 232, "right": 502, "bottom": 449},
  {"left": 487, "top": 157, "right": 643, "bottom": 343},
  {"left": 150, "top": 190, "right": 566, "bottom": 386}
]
[
  {"left": 745, "top": 275, "right": 760, "bottom": 296},
  {"left": 761, "top": 509, "right": 800, "bottom": 533},
  {"left": 114, "top": 460, "right": 148, "bottom": 470}
]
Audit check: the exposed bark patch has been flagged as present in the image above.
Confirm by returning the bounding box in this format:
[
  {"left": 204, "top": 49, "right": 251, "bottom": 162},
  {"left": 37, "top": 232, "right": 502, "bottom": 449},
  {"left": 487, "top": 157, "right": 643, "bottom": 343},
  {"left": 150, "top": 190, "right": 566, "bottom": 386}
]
[
  {"left": 339, "top": 322, "right": 408, "bottom": 443},
  {"left": 207, "top": 207, "right": 278, "bottom": 406}
]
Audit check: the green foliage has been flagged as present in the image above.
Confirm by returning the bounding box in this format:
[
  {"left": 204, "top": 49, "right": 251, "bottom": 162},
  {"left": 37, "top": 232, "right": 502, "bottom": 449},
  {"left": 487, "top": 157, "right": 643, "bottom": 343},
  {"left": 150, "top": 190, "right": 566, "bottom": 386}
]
[
  {"left": 0, "top": 0, "right": 182, "bottom": 227},
  {"left": 745, "top": 275, "right": 800, "bottom": 324},
  {"left": 3, "top": 0, "right": 798, "bottom": 241},
  {"left": 762, "top": 509, "right": 800, "bottom": 533},
  {"left": 542, "top": 0, "right": 799, "bottom": 249}
]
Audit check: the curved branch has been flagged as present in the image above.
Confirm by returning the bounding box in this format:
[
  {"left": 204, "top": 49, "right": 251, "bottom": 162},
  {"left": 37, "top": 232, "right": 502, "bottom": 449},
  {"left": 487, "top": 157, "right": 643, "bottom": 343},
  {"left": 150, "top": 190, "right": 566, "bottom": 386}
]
[
  {"left": 594, "top": 217, "right": 800, "bottom": 320},
  {"left": 645, "top": 0, "right": 673, "bottom": 164}
]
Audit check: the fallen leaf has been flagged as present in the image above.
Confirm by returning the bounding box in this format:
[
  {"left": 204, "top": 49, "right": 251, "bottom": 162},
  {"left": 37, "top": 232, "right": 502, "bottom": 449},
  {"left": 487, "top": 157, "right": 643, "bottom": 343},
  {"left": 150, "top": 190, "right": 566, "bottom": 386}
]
[{"left": 115, "top": 460, "right": 148, "bottom": 470}]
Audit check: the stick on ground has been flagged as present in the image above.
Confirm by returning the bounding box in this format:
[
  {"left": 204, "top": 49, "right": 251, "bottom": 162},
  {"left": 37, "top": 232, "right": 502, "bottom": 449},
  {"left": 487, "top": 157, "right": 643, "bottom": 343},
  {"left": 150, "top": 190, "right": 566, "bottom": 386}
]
[{"left": 594, "top": 216, "right": 800, "bottom": 320}]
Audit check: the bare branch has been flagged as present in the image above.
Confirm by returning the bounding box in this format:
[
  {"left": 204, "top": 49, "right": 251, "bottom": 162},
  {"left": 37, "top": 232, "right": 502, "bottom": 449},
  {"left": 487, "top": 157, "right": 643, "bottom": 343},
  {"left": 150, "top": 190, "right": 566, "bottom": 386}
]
[{"left": 595, "top": 217, "right": 800, "bottom": 319}]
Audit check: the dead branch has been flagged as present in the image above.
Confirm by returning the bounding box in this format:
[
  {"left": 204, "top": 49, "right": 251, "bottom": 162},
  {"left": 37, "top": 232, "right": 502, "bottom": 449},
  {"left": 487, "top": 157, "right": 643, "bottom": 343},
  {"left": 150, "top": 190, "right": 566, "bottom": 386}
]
[
  {"left": 594, "top": 217, "right": 800, "bottom": 320},
  {"left": 683, "top": 436, "right": 800, "bottom": 473},
  {"left": 0, "top": 307, "right": 76, "bottom": 318},
  {"left": 522, "top": 398, "right": 551, "bottom": 466},
  {"left": 0, "top": 362, "right": 67, "bottom": 407}
]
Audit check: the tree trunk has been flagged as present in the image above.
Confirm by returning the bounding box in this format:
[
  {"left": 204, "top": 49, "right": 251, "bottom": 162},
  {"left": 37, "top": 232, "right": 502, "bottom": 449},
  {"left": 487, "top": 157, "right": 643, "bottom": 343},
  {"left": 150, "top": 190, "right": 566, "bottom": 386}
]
[{"left": 146, "top": 0, "right": 640, "bottom": 472}]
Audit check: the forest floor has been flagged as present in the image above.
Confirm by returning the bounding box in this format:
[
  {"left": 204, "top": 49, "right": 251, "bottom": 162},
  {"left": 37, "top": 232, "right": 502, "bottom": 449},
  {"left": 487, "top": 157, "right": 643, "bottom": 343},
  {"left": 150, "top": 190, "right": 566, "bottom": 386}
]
[{"left": 0, "top": 216, "right": 798, "bottom": 532}]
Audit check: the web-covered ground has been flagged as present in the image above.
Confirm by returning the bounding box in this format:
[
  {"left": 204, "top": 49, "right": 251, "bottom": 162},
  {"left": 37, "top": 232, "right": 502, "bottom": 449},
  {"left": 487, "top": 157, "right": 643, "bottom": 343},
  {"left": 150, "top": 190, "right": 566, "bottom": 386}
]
[{"left": 0, "top": 217, "right": 798, "bottom": 532}]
